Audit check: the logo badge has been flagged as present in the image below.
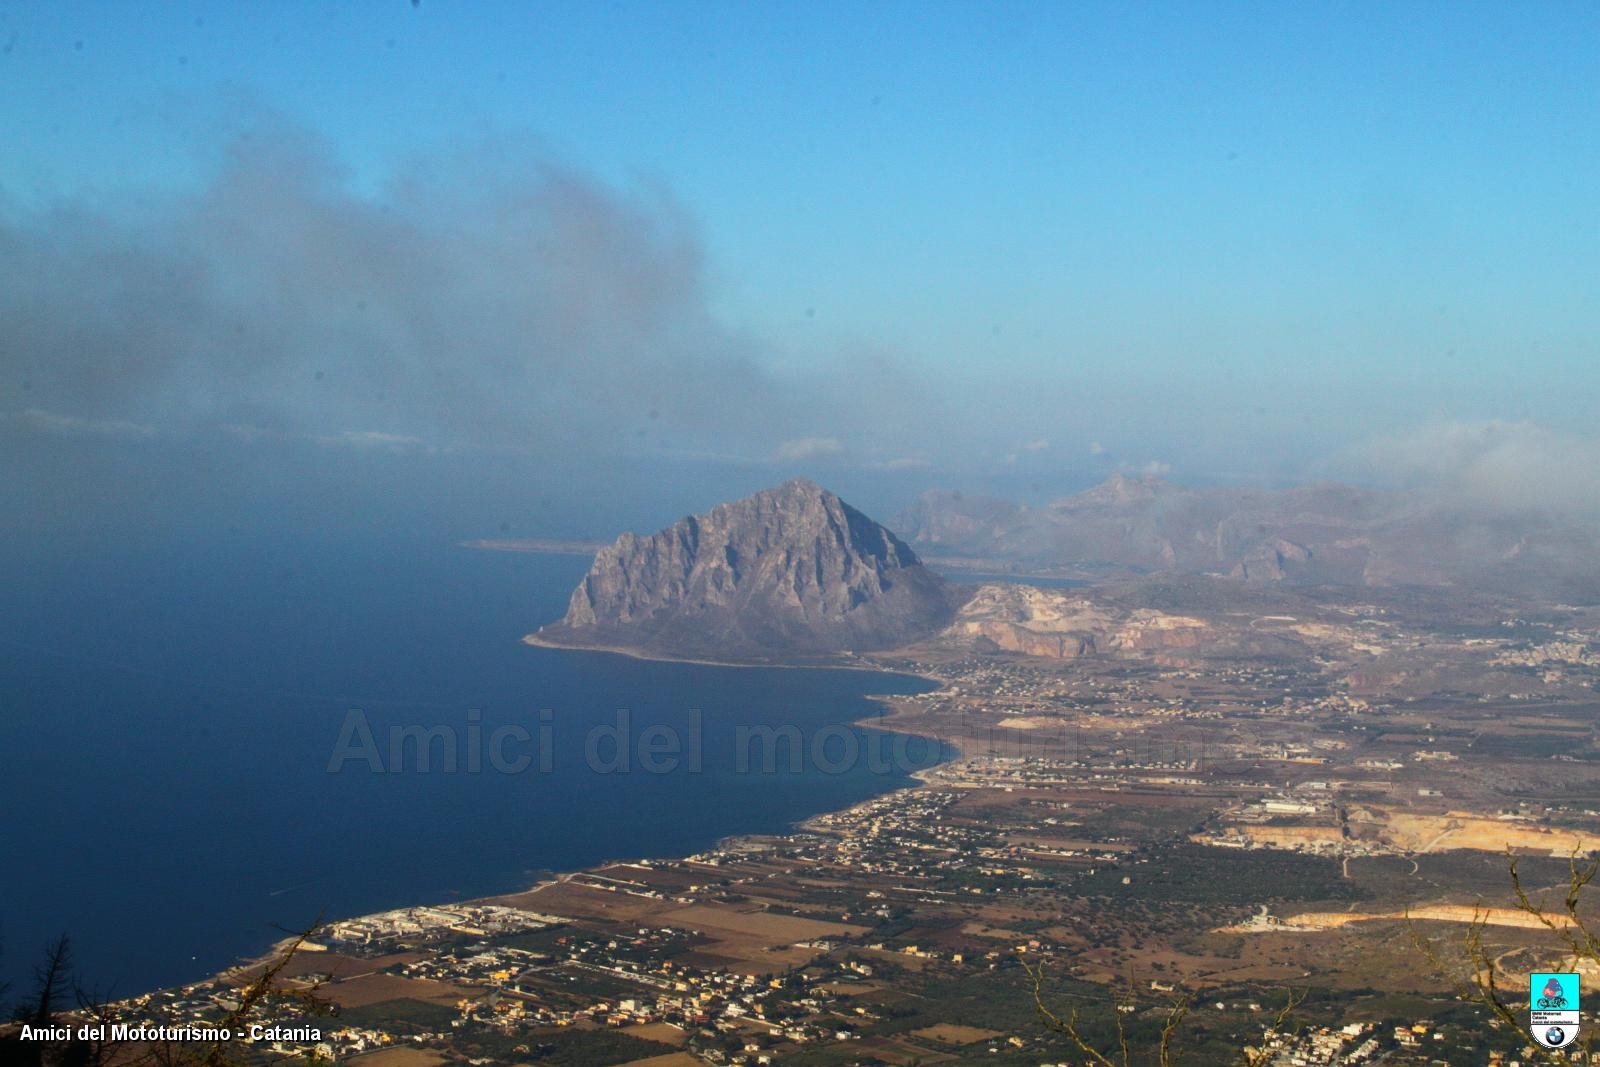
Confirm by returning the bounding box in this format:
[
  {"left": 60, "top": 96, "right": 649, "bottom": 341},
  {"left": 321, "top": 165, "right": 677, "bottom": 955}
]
[
  {"left": 1532, "top": 973, "right": 1579, "bottom": 1011},
  {"left": 1530, "top": 972, "right": 1580, "bottom": 1047}
]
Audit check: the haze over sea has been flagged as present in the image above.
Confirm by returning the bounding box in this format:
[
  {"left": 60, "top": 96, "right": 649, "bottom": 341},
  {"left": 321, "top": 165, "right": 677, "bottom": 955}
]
[{"left": 0, "top": 534, "right": 941, "bottom": 998}]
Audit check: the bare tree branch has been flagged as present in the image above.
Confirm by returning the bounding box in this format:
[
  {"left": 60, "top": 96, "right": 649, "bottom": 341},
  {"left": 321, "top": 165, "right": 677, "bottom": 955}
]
[{"left": 1028, "top": 959, "right": 1290, "bottom": 1067}]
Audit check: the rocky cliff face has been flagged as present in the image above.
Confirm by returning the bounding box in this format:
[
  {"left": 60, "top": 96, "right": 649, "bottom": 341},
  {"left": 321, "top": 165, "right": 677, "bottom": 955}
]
[{"left": 535, "top": 480, "right": 962, "bottom": 659}]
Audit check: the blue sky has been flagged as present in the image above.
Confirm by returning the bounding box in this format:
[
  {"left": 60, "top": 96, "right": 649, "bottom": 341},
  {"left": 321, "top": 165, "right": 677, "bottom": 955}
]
[{"left": 3, "top": 1, "right": 1598, "bottom": 516}]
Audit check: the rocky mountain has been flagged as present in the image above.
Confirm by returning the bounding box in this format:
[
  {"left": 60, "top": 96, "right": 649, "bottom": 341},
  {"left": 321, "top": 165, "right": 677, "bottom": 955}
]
[
  {"left": 533, "top": 480, "right": 963, "bottom": 660},
  {"left": 896, "top": 474, "right": 1600, "bottom": 599}
]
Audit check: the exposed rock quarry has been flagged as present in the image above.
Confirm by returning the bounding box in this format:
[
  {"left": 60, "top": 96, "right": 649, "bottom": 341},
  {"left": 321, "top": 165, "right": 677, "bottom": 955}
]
[{"left": 941, "top": 583, "right": 1209, "bottom": 659}]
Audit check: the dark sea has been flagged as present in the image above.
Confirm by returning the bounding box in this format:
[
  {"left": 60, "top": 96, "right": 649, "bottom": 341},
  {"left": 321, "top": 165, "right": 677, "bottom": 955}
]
[{"left": 0, "top": 534, "right": 942, "bottom": 1000}]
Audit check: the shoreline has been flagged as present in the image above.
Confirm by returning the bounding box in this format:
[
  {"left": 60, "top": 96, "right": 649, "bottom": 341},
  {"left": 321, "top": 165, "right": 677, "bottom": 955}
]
[
  {"left": 520, "top": 628, "right": 921, "bottom": 676},
  {"left": 220, "top": 646, "right": 957, "bottom": 994}
]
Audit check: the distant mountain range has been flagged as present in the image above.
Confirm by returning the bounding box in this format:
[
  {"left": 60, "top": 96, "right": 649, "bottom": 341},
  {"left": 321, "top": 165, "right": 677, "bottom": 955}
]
[
  {"left": 531, "top": 475, "right": 1598, "bottom": 665},
  {"left": 531, "top": 479, "right": 962, "bottom": 661},
  {"left": 895, "top": 473, "right": 1600, "bottom": 601}
]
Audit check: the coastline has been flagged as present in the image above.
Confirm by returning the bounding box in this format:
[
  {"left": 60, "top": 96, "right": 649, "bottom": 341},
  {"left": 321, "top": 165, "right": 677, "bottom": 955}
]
[
  {"left": 520, "top": 628, "right": 909, "bottom": 675},
  {"left": 217, "top": 645, "right": 957, "bottom": 995}
]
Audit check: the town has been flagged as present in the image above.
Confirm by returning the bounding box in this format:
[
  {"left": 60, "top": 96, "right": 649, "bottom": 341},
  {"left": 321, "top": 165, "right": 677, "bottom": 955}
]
[{"left": 94, "top": 588, "right": 1600, "bottom": 1066}]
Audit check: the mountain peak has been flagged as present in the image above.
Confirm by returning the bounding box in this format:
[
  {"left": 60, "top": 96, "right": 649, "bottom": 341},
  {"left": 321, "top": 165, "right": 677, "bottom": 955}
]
[
  {"left": 771, "top": 476, "right": 827, "bottom": 496},
  {"left": 1061, "top": 472, "right": 1169, "bottom": 509},
  {"left": 533, "top": 482, "right": 957, "bottom": 660}
]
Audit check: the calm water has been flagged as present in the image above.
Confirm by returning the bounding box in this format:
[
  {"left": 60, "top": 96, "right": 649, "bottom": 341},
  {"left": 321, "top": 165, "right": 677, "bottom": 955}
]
[{"left": 0, "top": 535, "right": 941, "bottom": 999}]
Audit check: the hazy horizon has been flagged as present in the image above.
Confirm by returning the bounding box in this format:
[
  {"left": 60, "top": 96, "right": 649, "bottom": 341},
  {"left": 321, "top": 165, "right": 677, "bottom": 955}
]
[{"left": 4, "top": 2, "right": 1599, "bottom": 541}]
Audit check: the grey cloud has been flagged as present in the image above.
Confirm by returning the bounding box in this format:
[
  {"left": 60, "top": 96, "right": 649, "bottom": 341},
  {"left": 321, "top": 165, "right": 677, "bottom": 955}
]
[
  {"left": 315, "top": 430, "right": 431, "bottom": 452},
  {"left": 2, "top": 120, "right": 923, "bottom": 467},
  {"left": 8, "top": 408, "right": 159, "bottom": 440},
  {"left": 1338, "top": 420, "right": 1600, "bottom": 516},
  {"left": 773, "top": 436, "right": 846, "bottom": 461}
]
